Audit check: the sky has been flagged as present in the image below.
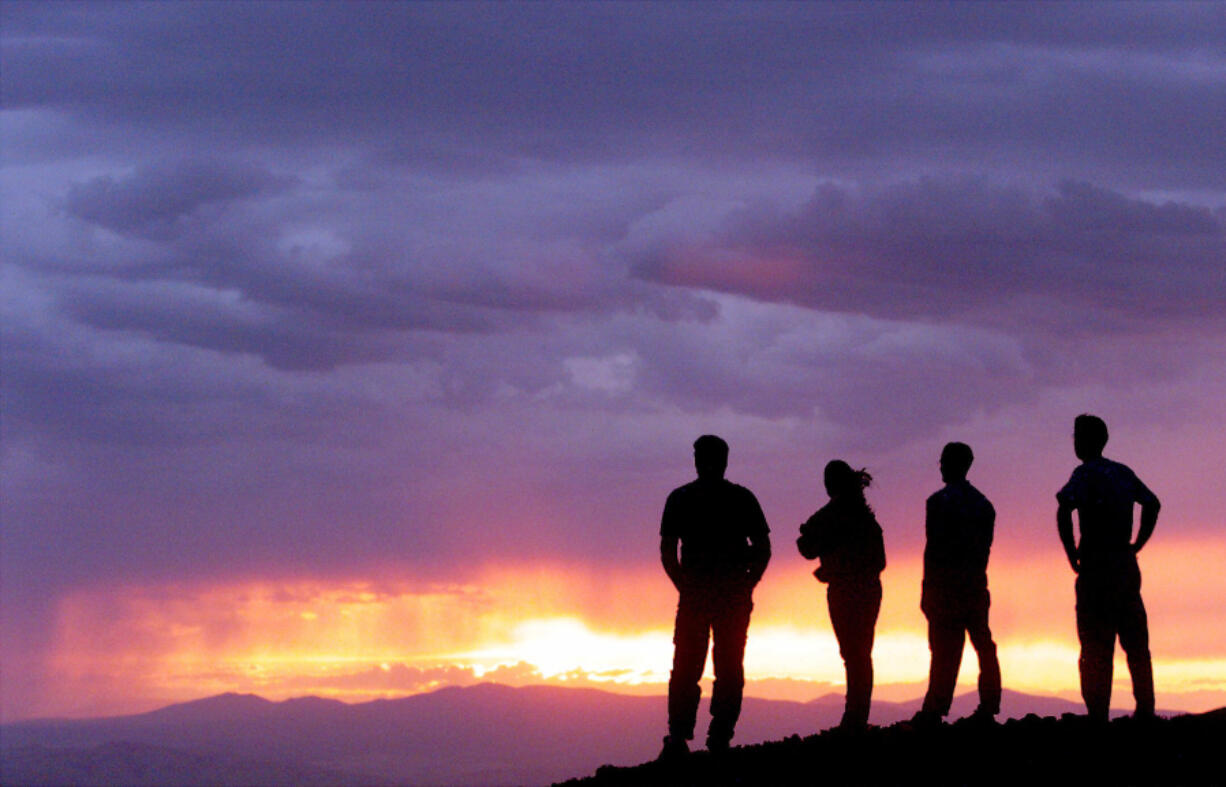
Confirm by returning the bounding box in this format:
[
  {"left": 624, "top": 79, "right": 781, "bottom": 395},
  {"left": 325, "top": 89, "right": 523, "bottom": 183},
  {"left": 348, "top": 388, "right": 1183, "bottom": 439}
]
[{"left": 2, "top": 1, "right": 1225, "bottom": 722}]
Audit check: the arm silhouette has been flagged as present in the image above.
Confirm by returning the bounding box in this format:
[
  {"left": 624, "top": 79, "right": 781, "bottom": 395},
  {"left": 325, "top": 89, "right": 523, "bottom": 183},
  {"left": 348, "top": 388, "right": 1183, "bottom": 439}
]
[
  {"left": 1133, "top": 497, "right": 1160, "bottom": 553},
  {"left": 796, "top": 512, "right": 825, "bottom": 560},
  {"left": 1056, "top": 504, "right": 1079, "bottom": 573},
  {"left": 661, "top": 535, "right": 683, "bottom": 590},
  {"left": 748, "top": 531, "right": 771, "bottom": 587},
  {"left": 870, "top": 521, "right": 886, "bottom": 573},
  {"left": 974, "top": 500, "right": 996, "bottom": 572},
  {"left": 745, "top": 492, "right": 771, "bottom": 586}
]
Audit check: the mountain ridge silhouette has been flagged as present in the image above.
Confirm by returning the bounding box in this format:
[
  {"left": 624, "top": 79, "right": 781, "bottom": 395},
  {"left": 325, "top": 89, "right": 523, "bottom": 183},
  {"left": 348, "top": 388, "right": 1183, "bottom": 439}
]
[{"left": 2, "top": 684, "right": 1216, "bottom": 786}]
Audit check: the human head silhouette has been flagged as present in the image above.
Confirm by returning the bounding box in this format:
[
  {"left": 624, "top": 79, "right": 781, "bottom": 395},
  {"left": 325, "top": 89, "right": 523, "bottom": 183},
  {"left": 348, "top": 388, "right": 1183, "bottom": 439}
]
[
  {"left": 824, "top": 459, "right": 871, "bottom": 500},
  {"left": 693, "top": 434, "right": 729, "bottom": 481},
  {"left": 940, "top": 442, "right": 974, "bottom": 483},
  {"left": 1073, "top": 414, "right": 1108, "bottom": 461}
]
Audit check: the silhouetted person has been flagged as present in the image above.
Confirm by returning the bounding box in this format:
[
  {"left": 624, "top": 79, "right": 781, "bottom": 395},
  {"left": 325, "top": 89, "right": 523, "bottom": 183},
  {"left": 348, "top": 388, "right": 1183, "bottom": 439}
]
[
  {"left": 914, "top": 442, "right": 1001, "bottom": 725},
  {"left": 659, "top": 435, "right": 771, "bottom": 759},
  {"left": 1057, "top": 414, "right": 1160, "bottom": 722},
  {"left": 797, "top": 460, "right": 886, "bottom": 729}
]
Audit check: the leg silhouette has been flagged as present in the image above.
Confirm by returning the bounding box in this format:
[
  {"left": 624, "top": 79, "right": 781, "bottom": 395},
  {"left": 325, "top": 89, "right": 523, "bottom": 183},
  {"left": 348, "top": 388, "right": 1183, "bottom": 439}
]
[
  {"left": 708, "top": 594, "right": 751, "bottom": 747},
  {"left": 668, "top": 594, "right": 709, "bottom": 741},
  {"left": 1076, "top": 576, "right": 1115, "bottom": 721},
  {"left": 1118, "top": 590, "right": 1154, "bottom": 716},
  {"left": 828, "top": 580, "right": 880, "bottom": 727},
  {"left": 921, "top": 612, "right": 965, "bottom": 716},
  {"left": 966, "top": 591, "right": 1001, "bottom": 714}
]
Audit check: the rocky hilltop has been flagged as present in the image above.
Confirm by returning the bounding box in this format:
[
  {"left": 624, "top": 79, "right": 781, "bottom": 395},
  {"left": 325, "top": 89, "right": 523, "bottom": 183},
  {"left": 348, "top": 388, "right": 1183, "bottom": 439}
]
[{"left": 560, "top": 708, "right": 1226, "bottom": 786}]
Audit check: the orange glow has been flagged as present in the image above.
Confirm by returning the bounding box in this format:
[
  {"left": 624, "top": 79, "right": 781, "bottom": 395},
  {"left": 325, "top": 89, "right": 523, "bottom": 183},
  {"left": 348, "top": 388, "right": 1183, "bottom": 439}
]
[
  {"left": 660, "top": 248, "right": 809, "bottom": 297},
  {"left": 26, "top": 535, "right": 1226, "bottom": 720}
]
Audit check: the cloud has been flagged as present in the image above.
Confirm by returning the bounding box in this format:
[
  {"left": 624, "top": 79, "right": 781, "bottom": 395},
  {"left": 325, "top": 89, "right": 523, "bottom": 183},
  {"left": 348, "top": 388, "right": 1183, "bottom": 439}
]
[
  {"left": 64, "top": 159, "right": 294, "bottom": 239},
  {"left": 273, "top": 662, "right": 548, "bottom": 695},
  {"left": 634, "top": 177, "right": 1226, "bottom": 329},
  {"left": 11, "top": 153, "right": 739, "bottom": 374},
  {"left": 4, "top": 4, "right": 1224, "bottom": 184}
]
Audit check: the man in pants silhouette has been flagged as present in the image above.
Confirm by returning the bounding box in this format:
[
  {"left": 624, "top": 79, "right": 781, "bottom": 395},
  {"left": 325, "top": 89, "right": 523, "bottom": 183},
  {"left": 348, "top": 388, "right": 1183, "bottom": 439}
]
[
  {"left": 1057, "top": 414, "right": 1160, "bottom": 722},
  {"left": 659, "top": 435, "right": 771, "bottom": 758},
  {"left": 915, "top": 442, "right": 1002, "bottom": 725}
]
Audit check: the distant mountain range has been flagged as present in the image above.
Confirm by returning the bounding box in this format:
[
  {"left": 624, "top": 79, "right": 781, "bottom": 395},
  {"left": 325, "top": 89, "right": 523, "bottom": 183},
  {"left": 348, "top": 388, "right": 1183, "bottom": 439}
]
[{"left": 0, "top": 684, "right": 1186, "bottom": 786}]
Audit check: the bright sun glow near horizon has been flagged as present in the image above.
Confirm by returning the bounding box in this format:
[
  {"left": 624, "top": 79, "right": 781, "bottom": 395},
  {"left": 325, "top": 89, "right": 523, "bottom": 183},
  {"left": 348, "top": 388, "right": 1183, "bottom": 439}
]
[{"left": 24, "top": 534, "right": 1226, "bottom": 721}]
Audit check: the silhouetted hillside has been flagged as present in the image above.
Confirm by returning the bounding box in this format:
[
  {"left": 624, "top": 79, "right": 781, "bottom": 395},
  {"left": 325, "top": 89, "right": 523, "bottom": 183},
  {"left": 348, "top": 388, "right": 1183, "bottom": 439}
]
[
  {"left": 0, "top": 685, "right": 1202, "bottom": 786},
  {"left": 2, "top": 686, "right": 663, "bottom": 786},
  {"left": 560, "top": 709, "right": 1226, "bottom": 787}
]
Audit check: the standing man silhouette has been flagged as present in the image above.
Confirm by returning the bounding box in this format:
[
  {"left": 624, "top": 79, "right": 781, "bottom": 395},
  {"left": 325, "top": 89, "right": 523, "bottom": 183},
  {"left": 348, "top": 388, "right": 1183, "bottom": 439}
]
[
  {"left": 659, "top": 435, "right": 771, "bottom": 758},
  {"left": 1057, "top": 414, "right": 1160, "bottom": 722},
  {"left": 915, "top": 442, "right": 1001, "bottom": 725}
]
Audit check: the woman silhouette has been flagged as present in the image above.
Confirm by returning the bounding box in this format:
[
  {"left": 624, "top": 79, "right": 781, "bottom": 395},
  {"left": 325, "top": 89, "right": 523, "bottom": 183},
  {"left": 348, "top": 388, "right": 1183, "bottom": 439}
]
[{"left": 797, "top": 460, "right": 887, "bottom": 729}]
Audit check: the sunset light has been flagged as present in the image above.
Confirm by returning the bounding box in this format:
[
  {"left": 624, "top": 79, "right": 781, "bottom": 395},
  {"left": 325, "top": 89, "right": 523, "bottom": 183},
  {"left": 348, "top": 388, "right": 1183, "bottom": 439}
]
[
  {"left": 31, "top": 536, "right": 1226, "bottom": 719},
  {"left": 3, "top": 5, "right": 1225, "bottom": 785}
]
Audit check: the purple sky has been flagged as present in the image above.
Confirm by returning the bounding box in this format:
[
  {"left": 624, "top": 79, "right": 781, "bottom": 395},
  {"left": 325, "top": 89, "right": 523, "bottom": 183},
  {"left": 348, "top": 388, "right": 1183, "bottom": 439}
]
[{"left": 3, "top": 2, "right": 1225, "bottom": 718}]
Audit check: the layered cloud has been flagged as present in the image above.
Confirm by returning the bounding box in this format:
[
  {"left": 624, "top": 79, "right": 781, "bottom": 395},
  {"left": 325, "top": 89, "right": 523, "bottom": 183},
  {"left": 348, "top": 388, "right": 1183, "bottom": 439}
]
[
  {"left": 636, "top": 178, "right": 1225, "bottom": 326},
  {"left": 5, "top": 3, "right": 1224, "bottom": 182}
]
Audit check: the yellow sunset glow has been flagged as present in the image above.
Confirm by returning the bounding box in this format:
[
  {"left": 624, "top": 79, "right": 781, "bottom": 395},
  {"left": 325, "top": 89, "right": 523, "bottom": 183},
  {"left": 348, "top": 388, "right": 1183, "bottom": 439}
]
[
  {"left": 462, "top": 618, "right": 672, "bottom": 680},
  {"left": 28, "top": 535, "right": 1226, "bottom": 720}
]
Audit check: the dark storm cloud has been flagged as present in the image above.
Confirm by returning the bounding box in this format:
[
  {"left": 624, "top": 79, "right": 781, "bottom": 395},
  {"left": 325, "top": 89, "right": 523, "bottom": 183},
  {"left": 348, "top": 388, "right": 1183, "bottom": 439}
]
[
  {"left": 4, "top": 2, "right": 1224, "bottom": 184},
  {"left": 29, "top": 152, "right": 631, "bottom": 369},
  {"left": 6, "top": 1, "right": 1222, "bottom": 376},
  {"left": 4, "top": 0, "right": 1222, "bottom": 490},
  {"left": 34, "top": 165, "right": 1224, "bottom": 386},
  {"left": 634, "top": 177, "right": 1226, "bottom": 328},
  {"left": 64, "top": 159, "right": 294, "bottom": 239}
]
